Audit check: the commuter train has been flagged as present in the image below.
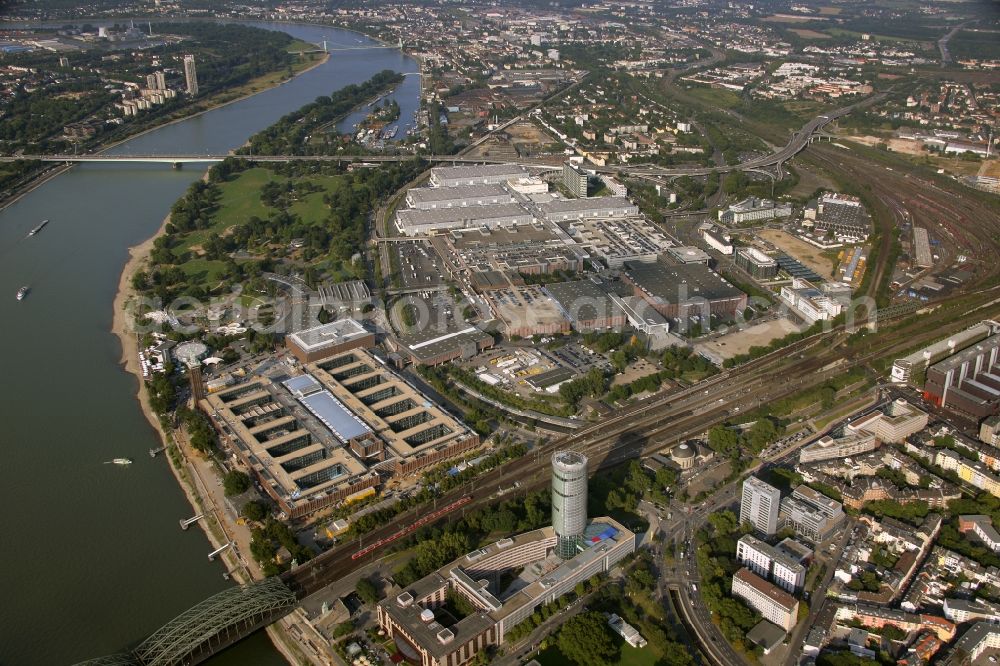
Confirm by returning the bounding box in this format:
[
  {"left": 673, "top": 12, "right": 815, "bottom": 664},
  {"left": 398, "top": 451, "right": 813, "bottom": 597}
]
[{"left": 351, "top": 495, "right": 473, "bottom": 560}]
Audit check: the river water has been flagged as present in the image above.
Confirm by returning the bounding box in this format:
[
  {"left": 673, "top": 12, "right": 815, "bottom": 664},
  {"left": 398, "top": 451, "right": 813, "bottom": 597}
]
[{"left": 0, "top": 22, "right": 418, "bottom": 666}]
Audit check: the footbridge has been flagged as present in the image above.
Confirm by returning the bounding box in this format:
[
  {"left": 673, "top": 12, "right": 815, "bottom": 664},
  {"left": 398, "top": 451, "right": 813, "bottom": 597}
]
[{"left": 72, "top": 577, "right": 297, "bottom": 666}]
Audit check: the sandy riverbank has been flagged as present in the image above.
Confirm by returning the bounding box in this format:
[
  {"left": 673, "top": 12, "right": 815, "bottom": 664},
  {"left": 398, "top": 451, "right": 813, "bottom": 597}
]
[
  {"left": 109, "top": 199, "right": 240, "bottom": 559},
  {"left": 112, "top": 181, "right": 324, "bottom": 666},
  {"left": 107, "top": 69, "right": 335, "bottom": 664}
]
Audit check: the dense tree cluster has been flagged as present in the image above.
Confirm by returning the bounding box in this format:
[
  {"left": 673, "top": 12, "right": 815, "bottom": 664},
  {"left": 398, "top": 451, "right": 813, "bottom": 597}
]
[
  {"left": 146, "top": 363, "right": 177, "bottom": 415},
  {"left": 542, "top": 552, "right": 697, "bottom": 666},
  {"left": 602, "top": 460, "right": 671, "bottom": 514},
  {"left": 155, "top": 23, "right": 295, "bottom": 93},
  {"left": 863, "top": 499, "right": 930, "bottom": 526},
  {"left": 707, "top": 417, "right": 783, "bottom": 458},
  {"left": 557, "top": 612, "right": 618, "bottom": 666},
  {"left": 936, "top": 494, "right": 1000, "bottom": 568},
  {"left": 392, "top": 491, "right": 552, "bottom": 587},
  {"left": 243, "top": 70, "right": 404, "bottom": 155},
  {"left": 695, "top": 510, "right": 761, "bottom": 652},
  {"left": 223, "top": 470, "right": 251, "bottom": 496},
  {"left": 559, "top": 368, "right": 611, "bottom": 408},
  {"left": 240, "top": 500, "right": 268, "bottom": 522},
  {"left": 178, "top": 406, "right": 218, "bottom": 453},
  {"left": 249, "top": 517, "right": 313, "bottom": 576},
  {"left": 355, "top": 577, "right": 380, "bottom": 605}
]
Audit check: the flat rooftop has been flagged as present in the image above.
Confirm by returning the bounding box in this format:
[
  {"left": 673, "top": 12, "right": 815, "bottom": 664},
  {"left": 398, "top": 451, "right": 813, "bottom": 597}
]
[
  {"left": 931, "top": 332, "right": 1000, "bottom": 374},
  {"left": 538, "top": 196, "right": 637, "bottom": 216},
  {"left": 565, "top": 217, "right": 672, "bottom": 262},
  {"left": 493, "top": 519, "right": 631, "bottom": 622},
  {"left": 738, "top": 246, "right": 778, "bottom": 266},
  {"left": 298, "top": 389, "right": 372, "bottom": 443},
  {"left": 734, "top": 567, "right": 797, "bottom": 611},
  {"left": 614, "top": 295, "right": 670, "bottom": 328},
  {"left": 791, "top": 484, "right": 842, "bottom": 515},
  {"left": 727, "top": 197, "right": 783, "bottom": 213},
  {"left": 408, "top": 183, "right": 509, "bottom": 204},
  {"left": 309, "top": 351, "right": 472, "bottom": 460},
  {"left": 318, "top": 280, "right": 371, "bottom": 305},
  {"left": 380, "top": 517, "right": 633, "bottom": 659},
  {"left": 430, "top": 164, "right": 529, "bottom": 182},
  {"left": 667, "top": 246, "right": 711, "bottom": 264},
  {"left": 447, "top": 223, "right": 560, "bottom": 247},
  {"left": 206, "top": 348, "right": 477, "bottom": 504},
  {"left": 398, "top": 326, "right": 494, "bottom": 363},
  {"left": 544, "top": 279, "right": 620, "bottom": 323},
  {"left": 747, "top": 620, "right": 786, "bottom": 649},
  {"left": 287, "top": 319, "right": 370, "bottom": 353},
  {"left": 739, "top": 534, "right": 805, "bottom": 574},
  {"left": 206, "top": 379, "right": 371, "bottom": 503},
  {"left": 397, "top": 203, "right": 532, "bottom": 227},
  {"left": 624, "top": 261, "right": 744, "bottom": 304}
]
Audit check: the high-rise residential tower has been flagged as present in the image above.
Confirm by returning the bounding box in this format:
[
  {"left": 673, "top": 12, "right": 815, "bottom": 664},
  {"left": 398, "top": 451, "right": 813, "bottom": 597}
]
[
  {"left": 740, "top": 476, "right": 781, "bottom": 536},
  {"left": 183, "top": 54, "right": 198, "bottom": 96},
  {"left": 552, "top": 450, "right": 588, "bottom": 558}
]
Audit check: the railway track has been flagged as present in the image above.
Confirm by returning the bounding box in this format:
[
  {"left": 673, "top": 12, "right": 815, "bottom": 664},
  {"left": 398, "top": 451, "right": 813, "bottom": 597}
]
[
  {"left": 285, "top": 294, "right": 1000, "bottom": 597},
  {"left": 283, "top": 345, "right": 839, "bottom": 596},
  {"left": 806, "top": 146, "right": 1000, "bottom": 298}
]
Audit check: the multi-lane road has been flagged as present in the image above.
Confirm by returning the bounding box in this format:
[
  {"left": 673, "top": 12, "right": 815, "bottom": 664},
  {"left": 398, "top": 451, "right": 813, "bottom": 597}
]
[{"left": 1, "top": 90, "right": 885, "bottom": 179}]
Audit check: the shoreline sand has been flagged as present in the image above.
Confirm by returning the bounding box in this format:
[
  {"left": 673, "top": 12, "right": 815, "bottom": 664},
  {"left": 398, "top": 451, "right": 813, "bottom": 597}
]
[
  {"left": 102, "top": 23, "right": 417, "bottom": 661},
  {"left": 105, "top": 48, "right": 339, "bottom": 662},
  {"left": 111, "top": 187, "right": 309, "bottom": 661}
]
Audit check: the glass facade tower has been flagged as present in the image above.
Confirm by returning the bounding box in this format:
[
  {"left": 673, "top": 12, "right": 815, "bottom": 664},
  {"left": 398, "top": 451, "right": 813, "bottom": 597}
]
[{"left": 552, "top": 450, "right": 588, "bottom": 558}]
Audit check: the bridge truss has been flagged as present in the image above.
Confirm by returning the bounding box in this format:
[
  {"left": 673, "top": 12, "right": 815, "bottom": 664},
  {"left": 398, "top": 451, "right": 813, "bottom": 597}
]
[{"left": 73, "top": 577, "right": 297, "bottom": 666}]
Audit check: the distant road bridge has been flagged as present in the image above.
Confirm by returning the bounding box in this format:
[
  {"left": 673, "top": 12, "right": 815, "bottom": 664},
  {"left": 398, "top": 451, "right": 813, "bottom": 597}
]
[
  {"left": 0, "top": 154, "right": 531, "bottom": 165},
  {"left": 2, "top": 90, "right": 885, "bottom": 177}
]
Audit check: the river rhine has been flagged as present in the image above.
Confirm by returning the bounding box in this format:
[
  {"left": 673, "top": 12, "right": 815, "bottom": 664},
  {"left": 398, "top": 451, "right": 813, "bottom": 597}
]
[{"left": 0, "top": 21, "right": 419, "bottom": 666}]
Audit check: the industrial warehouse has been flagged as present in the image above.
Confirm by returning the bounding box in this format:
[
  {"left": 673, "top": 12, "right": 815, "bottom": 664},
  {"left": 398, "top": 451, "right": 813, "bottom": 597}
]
[
  {"left": 428, "top": 164, "right": 530, "bottom": 187},
  {"left": 803, "top": 192, "right": 872, "bottom": 241},
  {"left": 623, "top": 260, "right": 748, "bottom": 321},
  {"left": 545, "top": 279, "right": 626, "bottom": 332},
  {"left": 396, "top": 203, "right": 534, "bottom": 236},
  {"left": 377, "top": 452, "right": 636, "bottom": 666},
  {"left": 433, "top": 224, "right": 586, "bottom": 279},
  {"left": 204, "top": 348, "right": 480, "bottom": 519},
  {"left": 562, "top": 216, "right": 673, "bottom": 268},
  {"left": 396, "top": 163, "right": 643, "bottom": 238}
]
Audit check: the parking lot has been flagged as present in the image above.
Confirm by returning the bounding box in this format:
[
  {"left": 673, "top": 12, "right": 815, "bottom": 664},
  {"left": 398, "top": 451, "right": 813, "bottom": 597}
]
[
  {"left": 392, "top": 240, "right": 446, "bottom": 290},
  {"left": 542, "top": 342, "right": 611, "bottom": 374}
]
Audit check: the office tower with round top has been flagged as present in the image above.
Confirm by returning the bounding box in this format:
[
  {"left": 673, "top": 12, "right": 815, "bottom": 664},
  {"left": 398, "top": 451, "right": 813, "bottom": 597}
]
[{"left": 552, "top": 450, "right": 588, "bottom": 559}]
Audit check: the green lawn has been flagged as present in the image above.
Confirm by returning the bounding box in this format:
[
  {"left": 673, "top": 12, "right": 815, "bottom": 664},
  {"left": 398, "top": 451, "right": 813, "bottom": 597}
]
[
  {"left": 823, "top": 27, "right": 929, "bottom": 44},
  {"left": 179, "top": 257, "right": 227, "bottom": 285},
  {"left": 535, "top": 640, "right": 661, "bottom": 666},
  {"left": 176, "top": 168, "right": 338, "bottom": 255},
  {"left": 681, "top": 85, "right": 742, "bottom": 110},
  {"left": 286, "top": 38, "right": 319, "bottom": 52}
]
